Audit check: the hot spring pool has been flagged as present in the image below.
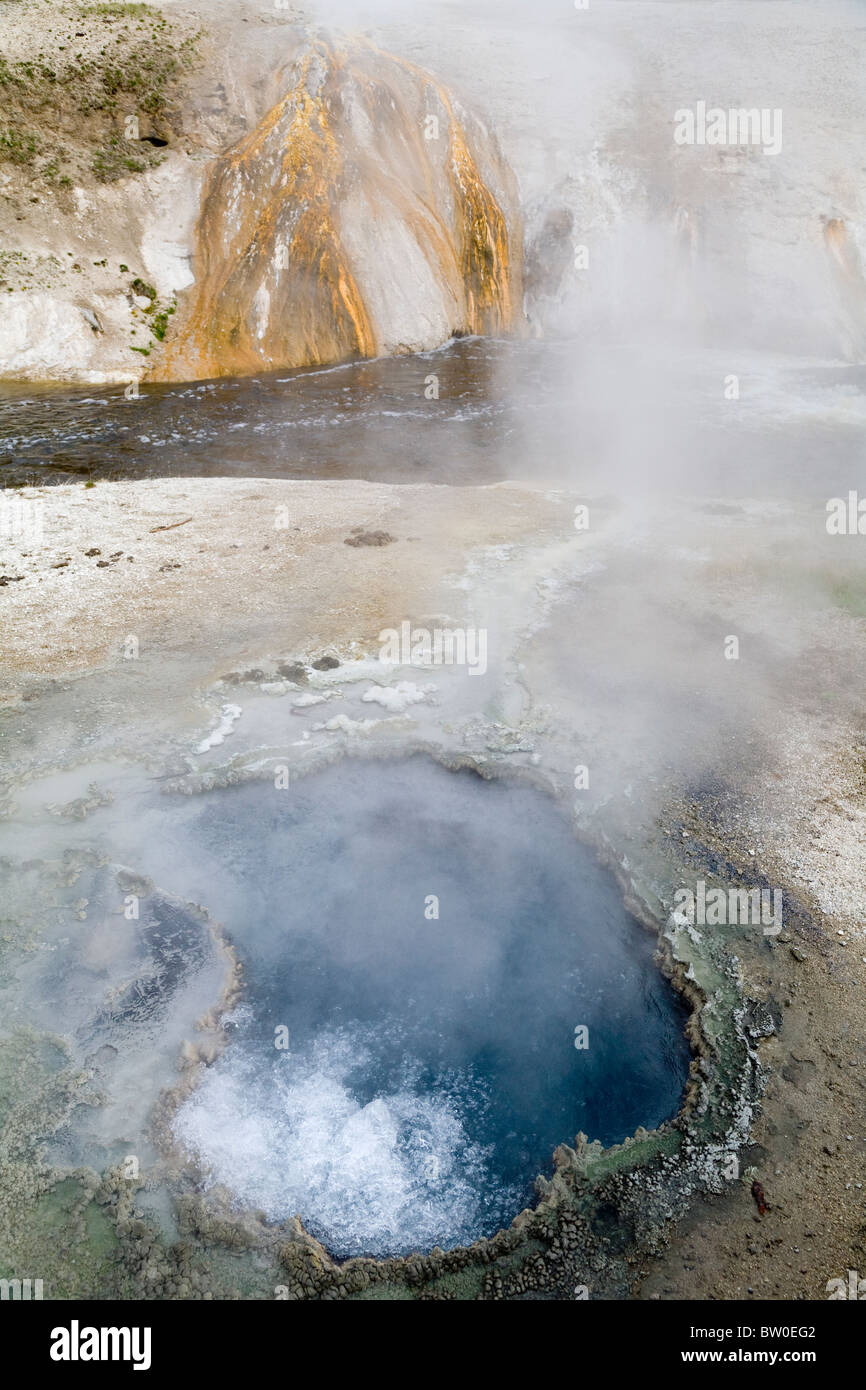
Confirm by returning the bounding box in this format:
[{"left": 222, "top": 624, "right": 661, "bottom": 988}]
[{"left": 165, "top": 757, "right": 691, "bottom": 1259}]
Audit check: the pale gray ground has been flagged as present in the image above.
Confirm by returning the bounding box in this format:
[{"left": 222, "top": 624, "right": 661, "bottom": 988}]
[{"left": 1, "top": 0, "right": 865, "bottom": 1301}]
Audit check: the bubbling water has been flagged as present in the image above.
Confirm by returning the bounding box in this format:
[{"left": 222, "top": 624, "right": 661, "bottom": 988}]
[
  {"left": 175, "top": 1022, "right": 509, "bottom": 1258},
  {"left": 170, "top": 757, "right": 690, "bottom": 1258}
]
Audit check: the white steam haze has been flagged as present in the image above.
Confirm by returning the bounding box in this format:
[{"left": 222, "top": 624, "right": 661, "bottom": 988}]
[
  {"left": 1, "top": 0, "right": 865, "bottom": 1290},
  {"left": 307, "top": 0, "right": 865, "bottom": 349},
  {"left": 317, "top": 0, "right": 866, "bottom": 790}
]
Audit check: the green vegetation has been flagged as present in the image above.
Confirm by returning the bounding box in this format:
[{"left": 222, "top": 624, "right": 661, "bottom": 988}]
[
  {"left": 80, "top": 3, "right": 152, "bottom": 17},
  {"left": 81, "top": 46, "right": 182, "bottom": 120},
  {"left": 131, "top": 276, "right": 156, "bottom": 300},
  {"left": 0, "top": 6, "right": 202, "bottom": 192},
  {"left": 129, "top": 286, "right": 176, "bottom": 347},
  {"left": 92, "top": 139, "right": 149, "bottom": 181},
  {"left": 0, "top": 130, "right": 40, "bottom": 166},
  {"left": 828, "top": 577, "right": 866, "bottom": 619}
]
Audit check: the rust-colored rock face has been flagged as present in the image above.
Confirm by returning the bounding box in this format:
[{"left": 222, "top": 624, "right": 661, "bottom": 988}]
[
  {"left": 152, "top": 37, "right": 522, "bottom": 383},
  {"left": 823, "top": 216, "right": 866, "bottom": 355},
  {"left": 824, "top": 217, "right": 858, "bottom": 278}
]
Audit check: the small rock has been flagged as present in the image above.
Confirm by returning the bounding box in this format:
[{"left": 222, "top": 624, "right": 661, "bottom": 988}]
[
  {"left": 344, "top": 530, "right": 396, "bottom": 547},
  {"left": 277, "top": 662, "right": 307, "bottom": 683}
]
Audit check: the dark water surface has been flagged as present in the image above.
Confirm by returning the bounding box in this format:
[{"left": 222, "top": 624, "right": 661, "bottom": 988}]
[{"left": 1, "top": 337, "right": 864, "bottom": 495}]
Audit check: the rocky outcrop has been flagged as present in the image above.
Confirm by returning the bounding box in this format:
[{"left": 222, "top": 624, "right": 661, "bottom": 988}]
[
  {"left": 0, "top": 4, "right": 522, "bottom": 386},
  {"left": 150, "top": 37, "right": 523, "bottom": 382},
  {"left": 822, "top": 216, "right": 866, "bottom": 358}
]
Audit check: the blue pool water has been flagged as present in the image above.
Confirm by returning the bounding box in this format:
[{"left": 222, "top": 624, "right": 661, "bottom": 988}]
[{"left": 172, "top": 757, "right": 690, "bottom": 1257}]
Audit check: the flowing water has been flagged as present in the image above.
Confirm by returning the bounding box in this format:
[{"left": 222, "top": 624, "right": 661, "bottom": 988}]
[
  {"left": 1, "top": 337, "right": 864, "bottom": 495},
  {"left": 1, "top": 329, "right": 862, "bottom": 1263}
]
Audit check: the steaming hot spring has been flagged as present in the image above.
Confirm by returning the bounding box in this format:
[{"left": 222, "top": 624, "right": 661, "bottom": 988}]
[{"left": 163, "top": 757, "right": 690, "bottom": 1258}]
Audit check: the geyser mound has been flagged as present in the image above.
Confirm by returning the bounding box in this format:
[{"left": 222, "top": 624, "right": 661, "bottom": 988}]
[
  {"left": 154, "top": 36, "right": 522, "bottom": 384},
  {"left": 171, "top": 757, "right": 690, "bottom": 1258}
]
